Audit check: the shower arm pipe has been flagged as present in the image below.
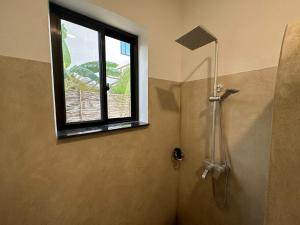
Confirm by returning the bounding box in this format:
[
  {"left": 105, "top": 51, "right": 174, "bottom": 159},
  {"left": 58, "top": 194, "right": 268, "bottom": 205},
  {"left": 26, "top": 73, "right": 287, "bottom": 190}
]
[
  {"left": 211, "top": 40, "right": 219, "bottom": 163},
  {"left": 213, "top": 40, "right": 219, "bottom": 96}
]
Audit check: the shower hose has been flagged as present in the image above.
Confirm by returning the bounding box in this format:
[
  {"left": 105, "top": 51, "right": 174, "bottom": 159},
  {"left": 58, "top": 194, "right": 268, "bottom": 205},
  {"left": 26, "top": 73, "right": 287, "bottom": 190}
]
[{"left": 211, "top": 101, "right": 230, "bottom": 208}]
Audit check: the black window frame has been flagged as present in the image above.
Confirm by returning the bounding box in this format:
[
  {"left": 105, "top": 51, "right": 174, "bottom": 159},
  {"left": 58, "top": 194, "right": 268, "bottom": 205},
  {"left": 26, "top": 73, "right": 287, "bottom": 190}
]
[{"left": 49, "top": 3, "right": 139, "bottom": 134}]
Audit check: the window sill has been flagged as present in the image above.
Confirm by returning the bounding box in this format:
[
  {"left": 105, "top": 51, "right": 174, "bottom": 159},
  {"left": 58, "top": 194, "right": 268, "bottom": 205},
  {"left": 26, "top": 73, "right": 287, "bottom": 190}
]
[{"left": 57, "top": 121, "right": 149, "bottom": 139}]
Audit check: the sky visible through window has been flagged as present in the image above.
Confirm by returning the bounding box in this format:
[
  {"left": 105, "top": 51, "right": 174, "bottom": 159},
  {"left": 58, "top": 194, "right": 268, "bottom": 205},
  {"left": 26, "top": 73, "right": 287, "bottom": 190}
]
[{"left": 64, "top": 20, "right": 129, "bottom": 71}]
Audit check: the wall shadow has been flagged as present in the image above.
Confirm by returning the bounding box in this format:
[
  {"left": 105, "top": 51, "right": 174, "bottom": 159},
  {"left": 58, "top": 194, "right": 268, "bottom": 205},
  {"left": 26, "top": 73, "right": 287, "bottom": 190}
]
[
  {"left": 156, "top": 87, "right": 180, "bottom": 112},
  {"left": 155, "top": 57, "right": 211, "bottom": 114}
]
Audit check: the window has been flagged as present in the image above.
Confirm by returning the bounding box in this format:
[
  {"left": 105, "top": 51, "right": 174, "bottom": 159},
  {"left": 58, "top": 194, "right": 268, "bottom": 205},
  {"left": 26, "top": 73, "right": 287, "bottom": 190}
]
[{"left": 50, "top": 3, "right": 144, "bottom": 138}]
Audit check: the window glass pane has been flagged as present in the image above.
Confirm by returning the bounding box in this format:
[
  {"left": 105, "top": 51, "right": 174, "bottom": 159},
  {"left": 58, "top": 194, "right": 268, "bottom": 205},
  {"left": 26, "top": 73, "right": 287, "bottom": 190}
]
[
  {"left": 61, "top": 20, "right": 101, "bottom": 123},
  {"left": 126, "top": 43, "right": 130, "bottom": 56},
  {"left": 105, "top": 36, "right": 131, "bottom": 119}
]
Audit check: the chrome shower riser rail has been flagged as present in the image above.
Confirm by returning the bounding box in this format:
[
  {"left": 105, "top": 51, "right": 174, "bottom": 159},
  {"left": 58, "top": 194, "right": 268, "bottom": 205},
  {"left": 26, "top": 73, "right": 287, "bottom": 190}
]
[{"left": 211, "top": 41, "right": 219, "bottom": 164}]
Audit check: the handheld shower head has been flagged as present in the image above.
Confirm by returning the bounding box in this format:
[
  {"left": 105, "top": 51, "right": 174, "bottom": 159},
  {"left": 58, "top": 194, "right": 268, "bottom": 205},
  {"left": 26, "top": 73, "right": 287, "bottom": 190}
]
[{"left": 220, "top": 89, "right": 240, "bottom": 101}]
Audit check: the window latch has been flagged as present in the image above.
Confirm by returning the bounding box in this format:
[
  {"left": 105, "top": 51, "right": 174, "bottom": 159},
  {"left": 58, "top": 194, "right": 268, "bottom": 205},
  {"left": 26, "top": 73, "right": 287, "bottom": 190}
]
[{"left": 105, "top": 83, "right": 110, "bottom": 91}]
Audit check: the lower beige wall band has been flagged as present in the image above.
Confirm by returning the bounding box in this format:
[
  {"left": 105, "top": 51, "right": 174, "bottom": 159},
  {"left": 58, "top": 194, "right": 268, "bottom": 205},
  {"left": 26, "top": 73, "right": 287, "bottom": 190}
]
[{"left": 0, "top": 55, "right": 277, "bottom": 225}]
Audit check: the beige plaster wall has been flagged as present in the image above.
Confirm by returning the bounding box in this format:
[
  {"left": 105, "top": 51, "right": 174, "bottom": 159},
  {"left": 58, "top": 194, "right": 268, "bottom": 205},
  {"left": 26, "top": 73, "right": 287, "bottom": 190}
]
[
  {"left": 1, "top": 1, "right": 298, "bottom": 225},
  {"left": 181, "top": 0, "right": 300, "bottom": 81},
  {"left": 0, "top": 55, "right": 180, "bottom": 225},
  {"left": 178, "top": 67, "right": 277, "bottom": 225},
  {"left": 0, "top": 0, "right": 50, "bottom": 63},
  {"left": 265, "top": 23, "right": 300, "bottom": 225}
]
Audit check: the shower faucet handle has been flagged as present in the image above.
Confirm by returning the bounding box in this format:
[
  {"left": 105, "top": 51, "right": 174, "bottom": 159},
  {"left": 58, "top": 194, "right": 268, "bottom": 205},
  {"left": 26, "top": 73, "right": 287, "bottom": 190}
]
[
  {"left": 202, "top": 160, "right": 214, "bottom": 179},
  {"left": 202, "top": 169, "right": 210, "bottom": 179}
]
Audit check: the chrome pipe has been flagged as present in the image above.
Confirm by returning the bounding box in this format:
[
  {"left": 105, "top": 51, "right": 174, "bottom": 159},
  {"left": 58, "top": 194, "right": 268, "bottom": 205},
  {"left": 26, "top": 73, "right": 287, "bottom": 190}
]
[
  {"left": 210, "top": 41, "right": 219, "bottom": 163},
  {"left": 213, "top": 41, "right": 219, "bottom": 96}
]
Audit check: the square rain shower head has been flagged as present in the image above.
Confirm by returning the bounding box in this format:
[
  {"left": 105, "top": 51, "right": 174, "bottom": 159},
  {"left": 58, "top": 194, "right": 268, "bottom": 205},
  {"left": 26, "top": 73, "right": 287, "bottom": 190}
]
[{"left": 176, "top": 26, "right": 217, "bottom": 50}]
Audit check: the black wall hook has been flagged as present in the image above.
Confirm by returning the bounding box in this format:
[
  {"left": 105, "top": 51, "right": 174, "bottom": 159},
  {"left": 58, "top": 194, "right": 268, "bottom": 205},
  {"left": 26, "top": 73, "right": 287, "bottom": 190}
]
[{"left": 173, "top": 148, "right": 184, "bottom": 161}]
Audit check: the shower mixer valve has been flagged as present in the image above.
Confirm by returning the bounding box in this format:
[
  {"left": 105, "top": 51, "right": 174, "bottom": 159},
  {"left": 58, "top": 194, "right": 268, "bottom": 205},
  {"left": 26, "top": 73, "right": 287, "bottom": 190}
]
[{"left": 202, "top": 160, "right": 228, "bottom": 179}]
